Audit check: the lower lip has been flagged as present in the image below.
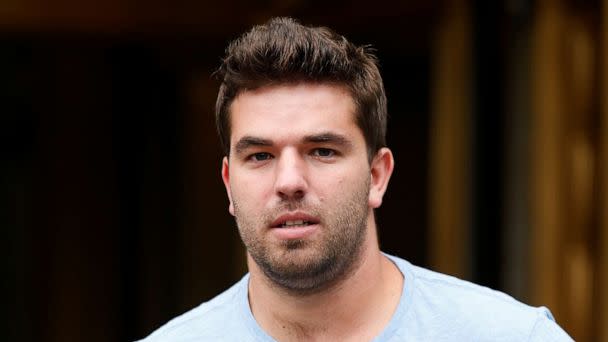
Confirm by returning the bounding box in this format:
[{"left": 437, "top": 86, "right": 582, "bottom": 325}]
[{"left": 271, "top": 224, "right": 319, "bottom": 240}]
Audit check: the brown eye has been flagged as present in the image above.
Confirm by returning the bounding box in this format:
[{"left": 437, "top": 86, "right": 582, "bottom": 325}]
[
  {"left": 251, "top": 152, "right": 272, "bottom": 161},
  {"left": 313, "top": 148, "right": 335, "bottom": 157}
]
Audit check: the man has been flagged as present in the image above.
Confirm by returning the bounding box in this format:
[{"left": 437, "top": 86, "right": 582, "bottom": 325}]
[{"left": 141, "top": 17, "right": 572, "bottom": 341}]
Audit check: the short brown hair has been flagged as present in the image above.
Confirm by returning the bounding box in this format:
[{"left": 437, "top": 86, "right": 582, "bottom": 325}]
[{"left": 214, "top": 17, "right": 387, "bottom": 159}]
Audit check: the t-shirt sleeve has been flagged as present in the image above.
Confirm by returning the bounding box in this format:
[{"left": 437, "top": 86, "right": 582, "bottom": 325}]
[{"left": 528, "top": 308, "right": 573, "bottom": 341}]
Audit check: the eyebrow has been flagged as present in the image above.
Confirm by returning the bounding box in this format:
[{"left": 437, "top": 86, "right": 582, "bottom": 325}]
[
  {"left": 233, "top": 132, "right": 354, "bottom": 155},
  {"left": 234, "top": 136, "right": 273, "bottom": 155},
  {"left": 303, "top": 132, "right": 353, "bottom": 149}
]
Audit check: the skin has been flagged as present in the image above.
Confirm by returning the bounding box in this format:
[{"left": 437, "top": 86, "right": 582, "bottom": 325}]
[{"left": 221, "top": 83, "right": 402, "bottom": 341}]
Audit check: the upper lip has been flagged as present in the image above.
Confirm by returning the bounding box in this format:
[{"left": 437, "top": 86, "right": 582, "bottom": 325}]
[{"left": 270, "top": 212, "right": 320, "bottom": 228}]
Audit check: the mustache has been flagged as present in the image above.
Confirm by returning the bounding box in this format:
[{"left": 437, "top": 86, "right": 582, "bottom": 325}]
[
  {"left": 277, "top": 199, "right": 308, "bottom": 211},
  {"left": 263, "top": 200, "right": 321, "bottom": 224}
]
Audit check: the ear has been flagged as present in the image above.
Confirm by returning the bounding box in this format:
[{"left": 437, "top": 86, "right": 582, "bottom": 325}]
[
  {"left": 221, "top": 156, "right": 235, "bottom": 216},
  {"left": 368, "top": 147, "right": 394, "bottom": 209}
]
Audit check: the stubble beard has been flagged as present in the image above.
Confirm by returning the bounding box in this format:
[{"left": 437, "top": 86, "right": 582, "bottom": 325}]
[{"left": 233, "top": 179, "right": 371, "bottom": 295}]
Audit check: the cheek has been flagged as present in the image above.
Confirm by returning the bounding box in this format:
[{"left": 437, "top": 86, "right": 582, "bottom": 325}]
[
  {"left": 231, "top": 173, "right": 273, "bottom": 206},
  {"left": 316, "top": 173, "right": 350, "bottom": 200},
  {"left": 332, "top": 165, "right": 367, "bottom": 185}
]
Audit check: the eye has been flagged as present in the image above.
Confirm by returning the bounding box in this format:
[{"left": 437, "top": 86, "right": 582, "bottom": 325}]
[
  {"left": 249, "top": 152, "right": 273, "bottom": 162},
  {"left": 312, "top": 148, "right": 335, "bottom": 158}
]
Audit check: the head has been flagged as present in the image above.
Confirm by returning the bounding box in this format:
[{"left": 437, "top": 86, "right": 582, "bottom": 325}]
[
  {"left": 215, "top": 17, "right": 387, "bottom": 161},
  {"left": 216, "top": 18, "right": 393, "bottom": 294}
]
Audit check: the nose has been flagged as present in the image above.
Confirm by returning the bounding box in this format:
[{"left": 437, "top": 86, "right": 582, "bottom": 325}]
[{"left": 274, "top": 149, "right": 308, "bottom": 201}]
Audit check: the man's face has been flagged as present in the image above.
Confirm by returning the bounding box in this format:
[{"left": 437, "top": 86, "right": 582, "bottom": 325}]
[{"left": 222, "top": 83, "right": 376, "bottom": 292}]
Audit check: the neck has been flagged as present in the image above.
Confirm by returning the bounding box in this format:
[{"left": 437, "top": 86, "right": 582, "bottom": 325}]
[{"left": 247, "top": 214, "right": 404, "bottom": 342}]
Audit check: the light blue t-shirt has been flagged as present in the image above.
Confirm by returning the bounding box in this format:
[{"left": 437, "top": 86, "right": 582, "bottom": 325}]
[{"left": 140, "top": 254, "right": 572, "bottom": 341}]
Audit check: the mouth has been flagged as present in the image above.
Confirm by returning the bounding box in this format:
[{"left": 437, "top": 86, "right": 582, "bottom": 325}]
[
  {"left": 270, "top": 213, "right": 320, "bottom": 239},
  {"left": 271, "top": 213, "right": 320, "bottom": 229},
  {"left": 277, "top": 220, "right": 315, "bottom": 228}
]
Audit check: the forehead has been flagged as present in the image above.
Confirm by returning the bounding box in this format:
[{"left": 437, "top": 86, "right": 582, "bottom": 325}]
[{"left": 228, "top": 83, "right": 359, "bottom": 143}]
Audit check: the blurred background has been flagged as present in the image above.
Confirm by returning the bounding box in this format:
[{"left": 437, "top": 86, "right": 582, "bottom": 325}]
[{"left": 2, "top": 0, "right": 607, "bottom": 341}]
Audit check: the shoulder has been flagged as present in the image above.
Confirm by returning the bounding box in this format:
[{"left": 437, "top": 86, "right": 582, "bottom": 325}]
[
  {"left": 137, "top": 275, "right": 252, "bottom": 342},
  {"left": 387, "top": 255, "right": 572, "bottom": 341}
]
